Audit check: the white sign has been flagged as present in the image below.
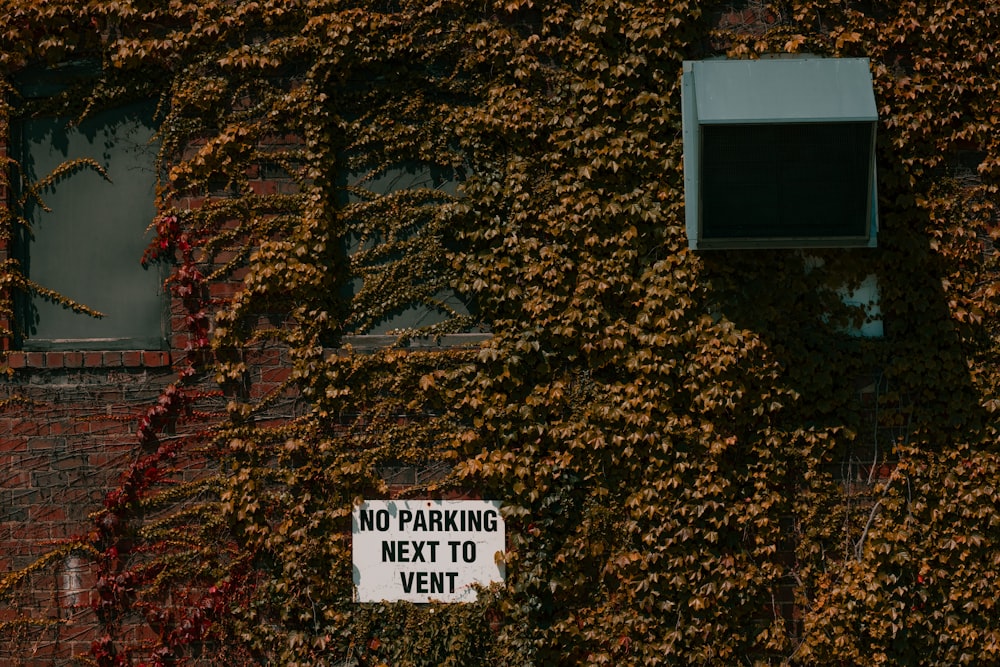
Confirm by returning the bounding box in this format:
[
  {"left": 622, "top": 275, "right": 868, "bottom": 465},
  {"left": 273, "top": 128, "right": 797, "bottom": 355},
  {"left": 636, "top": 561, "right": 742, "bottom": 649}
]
[{"left": 352, "top": 499, "right": 505, "bottom": 603}]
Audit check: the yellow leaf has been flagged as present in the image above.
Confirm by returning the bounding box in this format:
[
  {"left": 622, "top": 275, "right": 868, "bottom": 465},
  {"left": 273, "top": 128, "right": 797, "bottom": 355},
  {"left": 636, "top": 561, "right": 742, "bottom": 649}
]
[
  {"left": 836, "top": 30, "right": 863, "bottom": 49},
  {"left": 784, "top": 34, "right": 806, "bottom": 52}
]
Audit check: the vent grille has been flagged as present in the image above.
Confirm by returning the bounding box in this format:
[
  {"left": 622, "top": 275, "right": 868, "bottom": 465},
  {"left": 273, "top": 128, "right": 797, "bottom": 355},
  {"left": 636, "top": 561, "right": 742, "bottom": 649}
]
[{"left": 700, "top": 122, "right": 874, "bottom": 240}]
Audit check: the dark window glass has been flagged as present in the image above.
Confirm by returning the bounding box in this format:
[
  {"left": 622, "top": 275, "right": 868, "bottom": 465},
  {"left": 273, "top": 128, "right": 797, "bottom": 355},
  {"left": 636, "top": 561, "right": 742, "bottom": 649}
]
[
  {"left": 340, "top": 163, "right": 474, "bottom": 336},
  {"left": 15, "top": 101, "right": 166, "bottom": 350}
]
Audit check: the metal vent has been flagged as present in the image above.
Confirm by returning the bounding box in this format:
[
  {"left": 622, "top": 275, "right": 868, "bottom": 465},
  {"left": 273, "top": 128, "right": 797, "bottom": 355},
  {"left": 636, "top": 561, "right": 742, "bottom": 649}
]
[{"left": 683, "top": 58, "right": 879, "bottom": 249}]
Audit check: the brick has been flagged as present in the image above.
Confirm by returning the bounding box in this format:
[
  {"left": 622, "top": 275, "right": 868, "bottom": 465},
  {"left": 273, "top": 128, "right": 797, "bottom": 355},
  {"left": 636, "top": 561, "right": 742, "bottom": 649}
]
[
  {"left": 45, "top": 421, "right": 70, "bottom": 436},
  {"left": 262, "top": 366, "right": 292, "bottom": 385},
  {"left": 209, "top": 282, "right": 239, "bottom": 299},
  {"left": 62, "top": 352, "right": 84, "bottom": 368},
  {"left": 122, "top": 351, "right": 142, "bottom": 367},
  {"left": 26, "top": 437, "right": 62, "bottom": 453},
  {"left": 250, "top": 179, "right": 279, "bottom": 196},
  {"left": 246, "top": 348, "right": 281, "bottom": 365},
  {"left": 1, "top": 469, "right": 31, "bottom": 488},
  {"left": 50, "top": 455, "right": 87, "bottom": 471},
  {"left": 1, "top": 506, "right": 27, "bottom": 523},
  {"left": 0, "top": 437, "right": 28, "bottom": 453},
  {"left": 28, "top": 505, "right": 67, "bottom": 522},
  {"left": 44, "top": 352, "right": 64, "bottom": 368},
  {"left": 7, "top": 418, "right": 40, "bottom": 436},
  {"left": 142, "top": 350, "right": 170, "bottom": 367}
]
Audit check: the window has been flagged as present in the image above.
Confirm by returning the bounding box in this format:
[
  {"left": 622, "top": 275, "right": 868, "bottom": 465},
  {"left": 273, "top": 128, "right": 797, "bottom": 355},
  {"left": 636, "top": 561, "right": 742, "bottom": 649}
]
[
  {"left": 13, "top": 98, "right": 166, "bottom": 350},
  {"left": 340, "top": 162, "right": 476, "bottom": 339}
]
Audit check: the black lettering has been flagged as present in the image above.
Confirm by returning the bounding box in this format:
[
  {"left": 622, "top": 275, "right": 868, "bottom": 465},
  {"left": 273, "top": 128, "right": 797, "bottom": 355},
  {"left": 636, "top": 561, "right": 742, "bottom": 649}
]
[
  {"left": 428, "top": 510, "right": 443, "bottom": 532},
  {"left": 413, "top": 511, "right": 427, "bottom": 531},
  {"left": 360, "top": 509, "right": 390, "bottom": 531},
  {"left": 399, "top": 509, "right": 412, "bottom": 530},
  {"left": 467, "top": 511, "right": 482, "bottom": 532},
  {"left": 383, "top": 540, "right": 441, "bottom": 563},
  {"left": 462, "top": 541, "right": 476, "bottom": 563},
  {"left": 402, "top": 572, "right": 448, "bottom": 595},
  {"left": 416, "top": 571, "right": 429, "bottom": 594},
  {"left": 444, "top": 510, "right": 458, "bottom": 531},
  {"left": 484, "top": 509, "right": 498, "bottom": 532}
]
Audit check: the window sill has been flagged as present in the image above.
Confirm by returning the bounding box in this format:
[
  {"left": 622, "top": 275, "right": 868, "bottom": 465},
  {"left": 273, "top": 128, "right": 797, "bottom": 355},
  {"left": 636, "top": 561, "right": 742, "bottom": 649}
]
[
  {"left": 5, "top": 350, "right": 173, "bottom": 370},
  {"left": 337, "top": 333, "right": 493, "bottom": 352}
]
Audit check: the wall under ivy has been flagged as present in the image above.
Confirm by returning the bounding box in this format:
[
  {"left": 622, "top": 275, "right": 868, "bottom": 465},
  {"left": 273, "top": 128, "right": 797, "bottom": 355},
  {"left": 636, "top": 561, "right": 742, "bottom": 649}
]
[{"left": 0, "top": 1, "right": 998, "bottom": 665}]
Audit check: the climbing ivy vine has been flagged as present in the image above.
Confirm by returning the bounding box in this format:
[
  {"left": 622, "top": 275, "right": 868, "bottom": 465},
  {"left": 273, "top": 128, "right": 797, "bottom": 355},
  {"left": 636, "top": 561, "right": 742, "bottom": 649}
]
[{"left": 0, "top": 0, "right": 998, "bottom": 665}]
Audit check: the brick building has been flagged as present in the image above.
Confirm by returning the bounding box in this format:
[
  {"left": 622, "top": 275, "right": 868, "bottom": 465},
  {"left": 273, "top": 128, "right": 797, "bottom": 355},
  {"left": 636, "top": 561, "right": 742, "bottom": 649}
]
[{"left": 0, "top": 2, "right": 998, "bottom": 666}]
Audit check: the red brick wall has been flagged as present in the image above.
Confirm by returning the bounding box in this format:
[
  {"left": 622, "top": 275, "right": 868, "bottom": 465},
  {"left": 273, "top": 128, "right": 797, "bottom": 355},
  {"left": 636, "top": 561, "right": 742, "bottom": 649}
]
[
  {"left": 0, "top": 352, "right": 304, "bottom": 665},
  {"left": 0, "top": 107, "right": 308, "bottom": 664},
  {"left": 0, "top": 364, "right": 178, "bottom": 663}
]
